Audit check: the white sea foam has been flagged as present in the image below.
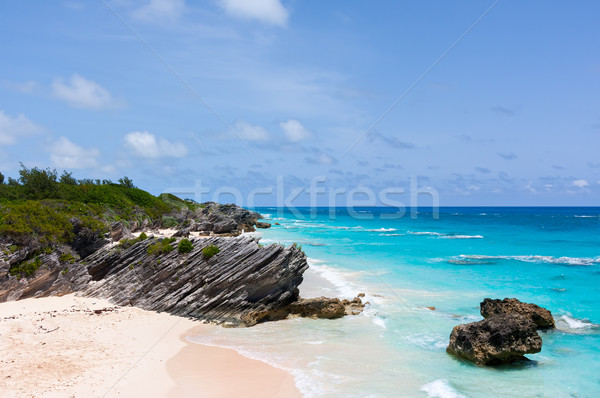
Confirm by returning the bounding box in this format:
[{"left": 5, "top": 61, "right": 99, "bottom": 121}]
[
  {"left": 453, "top": 254, "right": 600, "bottom": 266},
  {"left": 308, "top": 263, "right": 365, "bottom": 300},
  {"left": 406, "top": 333, "right": 447, "bottom": 351},
  {"left": 441, "top": 235, "right": 484, "bottom": 239},
  {"left": 367, "top": 228, "right": 398, "bottom": 232},
  {"left": 574, "top": 215, "right": 596, "bottom": 218},
  {"left": 421, "top": 379, "right": 466, "bottom": 398},
  {"left": 555, "top": 314, "right": 600, "bottom": 333},
  {"left": 379, "top": 233, "right": 406, "bottom": 237},
  {"left": 409, "top": 231, "right": 483, "bottom": 239}
]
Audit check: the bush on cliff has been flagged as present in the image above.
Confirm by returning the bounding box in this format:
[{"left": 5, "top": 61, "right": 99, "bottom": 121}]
[
  {"left": 178, "top": 239, "right": 194, "bottom": 253},
  {"left": 202, "top": 245, "right": 220, "bottom": 259},
  {"left": 147, "top": 238, "right": 176, "bottom": 255}
]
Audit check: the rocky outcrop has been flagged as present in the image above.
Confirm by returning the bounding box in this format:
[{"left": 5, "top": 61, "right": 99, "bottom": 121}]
[
  {"left": 191, "top": 202, "right": 264, "bottom": 235},
  {"left": 342, "top": 296, "right": 368, "bottom": 315},
  {"left": 255, "top": 221, "right": 271, "bottom": 229},
  {"left": 447, "top": 298, "right": 554, "bottom": 365},
  {"left": 447, "top": 314, "right": 542, "bottom": 365},
  {"left": 0, "top": 232, "right": 365, "bottom": 327},
  {"left": 481, "top": 298, "right": 555, "bottom": 329},
  {"left": 83, "top": 236, "right": 307, "bottom": 326},
  {"left": 241, "top": 295, "right": 367, "bottom": 326}
]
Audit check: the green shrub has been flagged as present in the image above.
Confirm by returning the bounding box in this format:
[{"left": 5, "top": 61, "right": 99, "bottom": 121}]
[
  {"left": 9, "top": 256, "right": 42, "bottom": 278},
  {"left": 0, "top": 201, "right": 74, "bottom": 246},
  {"left": 147, "top": 237, "right": 176, "bottom": 255},
  {"left": 178, "top": 238, "right": 194, "bottom": 253},
  {"left": 202, "top": 245, "right": 220, "bottom": 259},
  {"left": 59, "top": 253, "right": 76, "bottom": 263},
  {"left": 161, "top": 215, "right": 179, "bottom": 228},
  {"left": 119, "top": 232, "right": 148, "bottom": 249}
]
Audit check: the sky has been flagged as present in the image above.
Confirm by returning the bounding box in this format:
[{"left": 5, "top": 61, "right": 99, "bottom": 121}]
[{"left": 1, "top": 0, "right": 599, "bottom": 206}]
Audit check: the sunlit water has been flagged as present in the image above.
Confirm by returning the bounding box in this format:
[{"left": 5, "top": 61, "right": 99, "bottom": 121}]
[{"left": 188, "top": 207, "right": 600, "bottom": 397}]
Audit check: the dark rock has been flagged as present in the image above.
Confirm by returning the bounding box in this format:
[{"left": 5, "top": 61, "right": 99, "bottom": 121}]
[
  {"left": 71, "top": 219, "right": 109, "bottom": 259},
  {"left": 447, "top": 314, "right": 542, "bottom": 365},
  {"left": 274, "top": 222, "right": 281, "bottom": 225},
  {"left": 212, "top": 219, "right": 237, "bottom": 234},
  {"left": 481, "top": 298, "right": 555, "bottom": 329},
  {"left": 172, "top": 228, "right": 190, "bottom": 238},
  {"left": 288, "top": 297, "right": 346, "bottom": 319},
  {"left": 255, "top": 222, "right": 271, "bottom": 229},
  {"left": 82, "top": 236, "right": 308, "bottom": 326},
  {"left": 109, "top": 222, "right": 132, "bottom": 242},
  {"left": 192, "top": 221, "right": 214, "bottom": 232}
]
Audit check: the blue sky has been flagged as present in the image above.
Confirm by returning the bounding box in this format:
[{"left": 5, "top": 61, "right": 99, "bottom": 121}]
[{"left": 1, "top": 0, "right": 599, "bottom": 206}]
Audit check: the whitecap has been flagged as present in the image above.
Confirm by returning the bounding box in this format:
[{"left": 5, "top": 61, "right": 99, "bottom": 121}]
[
  {"left": 555, "top": 314, "right": 600, "bottom": 333},
  {"left": 408, "top": 231, "right": 444, "bottom": 236},
  {"left": 441, "top": 235, "right": 484, "bottom": 239},
  {"left": 367, "top": 228, "right": 398, "bottom": 232},
  {"left": 452, "top": 254, "right": 600, "bottom": 266},
  {"left": 421, "top": 379, "right": 466, "bottom": 398},
  {"left": 378, "top": 233, "right": 406, "bottom": 237}
]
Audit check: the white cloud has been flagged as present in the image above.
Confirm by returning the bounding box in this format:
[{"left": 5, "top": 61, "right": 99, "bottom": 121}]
[
  {"left": 219, "top": 0, "right": 289, "bottom": 26},
  {"left": 0, "top": 110, "right": 43, "bottom": 145},
  {"left": 52, "top": 74, "right": 117, "bottom": 109},
  {"left": 124, "top": 131, "right": 188, "bottom": 158},
  {"left": 572, "top": 179, "right": 589, "bottom": 188},
  {"left": 280, "top": 119, "right": 312, "bottom": 142},
  {"left": 306, "top": 153, "right": 336, "bottom": 165},
  {"left": 235, "top": 120, "right": 269, "bottom": 141},
  {"left": 50, "top": 136, "right": 100, "bottom": 169},
  {"left": 133, "top": 0, "right": 186, "bottom": 22}
]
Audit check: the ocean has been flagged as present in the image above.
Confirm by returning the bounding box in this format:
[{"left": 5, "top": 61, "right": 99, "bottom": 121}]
[{"left": 188, "top": 207, "right": 600, "bottom": 397}]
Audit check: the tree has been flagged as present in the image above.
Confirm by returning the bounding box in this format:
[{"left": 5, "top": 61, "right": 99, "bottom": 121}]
[
  {"left": 7, "top": 177, "right": 19, "bottom": 186},
  {"left": 59, "top": 171, "right": 78, "bottom": 185},
  {"left": 0, "top": 171, "right": 4, "bottom": 185},
  {"left": 118, "top": 176, "right": 135, "bottom": 189},
  {"left": 18, "top": 163, "right": 58, "bottom": 198}
]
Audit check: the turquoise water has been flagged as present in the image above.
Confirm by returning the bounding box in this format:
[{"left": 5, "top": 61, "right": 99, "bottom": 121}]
[{"left": 189, "top": 207, "right": 600, "bottom": 397}]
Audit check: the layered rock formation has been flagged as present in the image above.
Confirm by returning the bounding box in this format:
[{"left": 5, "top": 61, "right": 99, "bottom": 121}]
[
  {"left": 0, "top": 203, "right": 362, "bottom": 326},
  {"left": 447, "top": 298, "right": 554, "bottom": 365}
]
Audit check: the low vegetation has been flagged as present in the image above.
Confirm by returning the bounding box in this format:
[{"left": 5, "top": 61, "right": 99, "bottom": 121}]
[
  {"left": 178, "top": 238, "right": 194, "bottom": 253},
  {"left": 202, "top": 244, "right": 220, "bottom": 259},
  {"left": 147, "top": 238, "right": 176, "bottom": 255},
  {"left": 9, "top": 256, "right": 42, "bottom": 278},
  {"left": 118, "top": 232, "right": 148, "bottom": 249}
]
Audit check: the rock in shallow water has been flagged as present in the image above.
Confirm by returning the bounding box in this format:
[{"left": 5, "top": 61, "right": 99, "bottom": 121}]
[
  {"left": 480, "top": 297, "right": 555, "bottom": 329},
  {"left": 447, "top": 313, "right": 542, "bottom": 366}
]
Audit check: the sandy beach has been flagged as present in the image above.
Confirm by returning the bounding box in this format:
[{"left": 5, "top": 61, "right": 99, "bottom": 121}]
[{"left": 0, "top": 295, "right": 300, "bottom": 398}]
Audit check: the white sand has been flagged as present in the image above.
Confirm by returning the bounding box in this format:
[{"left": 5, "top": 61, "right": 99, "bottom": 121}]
[{"left": 0, "top": 295, "right": 300, "bottom": 398}]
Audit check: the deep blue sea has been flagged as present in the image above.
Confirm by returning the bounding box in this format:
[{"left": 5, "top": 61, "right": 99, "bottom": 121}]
[{"left": 189, "top": 207, "right": 600, "bottom": 397}]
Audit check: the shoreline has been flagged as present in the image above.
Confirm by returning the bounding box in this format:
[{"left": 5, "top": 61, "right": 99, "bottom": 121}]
[{"left": 0, "top": 294, "right": 301, "bottom": 398}]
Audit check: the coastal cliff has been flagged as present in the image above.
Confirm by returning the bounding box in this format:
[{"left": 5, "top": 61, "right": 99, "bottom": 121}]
[{"left": 0, "top": 167, "right": 364, "bottom": 326}]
